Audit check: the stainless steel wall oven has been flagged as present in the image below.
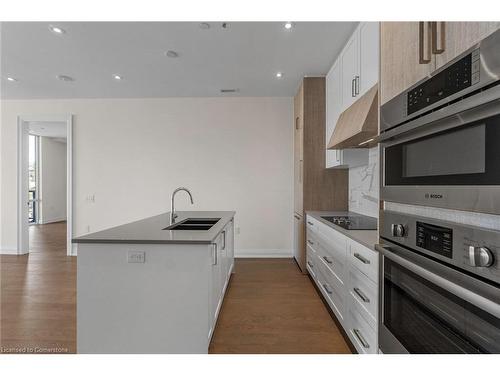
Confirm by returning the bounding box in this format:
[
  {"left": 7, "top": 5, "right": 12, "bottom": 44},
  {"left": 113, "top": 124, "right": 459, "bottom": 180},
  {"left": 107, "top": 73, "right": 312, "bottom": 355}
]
[
  {"left": 377, "top": 210, "right": 500, "bottom": 354},
  {"left": 380, "top": 29, "right": 500, "bottom": 215},
  {"left": 378, "top": 29, "right": 500, "bottom": 354}
]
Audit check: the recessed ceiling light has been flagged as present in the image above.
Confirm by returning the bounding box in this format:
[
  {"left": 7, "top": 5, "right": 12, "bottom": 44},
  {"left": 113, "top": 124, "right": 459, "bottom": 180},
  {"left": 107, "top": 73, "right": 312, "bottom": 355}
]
[
  {"left": 284, "top": 22, "right": 293, "bottom": 30},
  {"left": 220, "top": 89, "right": 239, "bottom": 93},
  {"left": 165, "top": 50, "right": 179, "bottom": 58},
  {"left": 6, "top": 77, "right": 18, "bottom": 82},
  {"left": 276, "top": 72, "right": 284, "bottom": 79},
  {"left": 221, "top": 22, "right": 229, "bottom": 29},
  {"left": 112, "top": 74, "right": 123, "bottom": 80},
  {"left": 199, "top": 22, "right": 210, "bottom": 30},
  {"left": 49, "top": 25, "right": 66, "bottom": 34},
  {"left": 56, "top": 74, "right": 74, "bottom": 82}
]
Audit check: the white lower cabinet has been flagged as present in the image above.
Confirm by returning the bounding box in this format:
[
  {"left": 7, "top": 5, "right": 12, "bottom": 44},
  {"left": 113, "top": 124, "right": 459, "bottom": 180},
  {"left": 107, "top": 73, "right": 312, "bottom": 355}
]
[
  {"left": 306, "top": 214, "right": 379, "bottom": 354},
  {"left": 208, "top": 220, "right": 234, "bottom": 342}
]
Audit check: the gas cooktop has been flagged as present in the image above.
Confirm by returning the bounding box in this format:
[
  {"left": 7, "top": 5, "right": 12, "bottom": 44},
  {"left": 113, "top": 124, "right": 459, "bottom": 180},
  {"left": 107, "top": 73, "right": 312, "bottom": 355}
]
[{"left": 321, "top": 214, "right": 377, "bottom": 230}]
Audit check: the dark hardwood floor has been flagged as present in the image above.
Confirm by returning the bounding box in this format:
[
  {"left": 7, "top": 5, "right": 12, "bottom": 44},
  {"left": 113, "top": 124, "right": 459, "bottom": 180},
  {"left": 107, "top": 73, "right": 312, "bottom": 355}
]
[
  {"left": 0, "top": 222, "right": 76, "bottom": 354},
  {"left": 1, "top": 226, "right": 349, "bottom": 354}
]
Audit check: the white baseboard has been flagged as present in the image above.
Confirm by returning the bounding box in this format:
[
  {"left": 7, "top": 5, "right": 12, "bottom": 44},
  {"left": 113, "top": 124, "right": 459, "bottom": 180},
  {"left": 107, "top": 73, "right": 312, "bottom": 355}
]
[
  {"left": 235, "top": 248, "right": 293, "bottom": 258},
  {"left": 0, "top": 247, "right": 20, "bottom": 255}
]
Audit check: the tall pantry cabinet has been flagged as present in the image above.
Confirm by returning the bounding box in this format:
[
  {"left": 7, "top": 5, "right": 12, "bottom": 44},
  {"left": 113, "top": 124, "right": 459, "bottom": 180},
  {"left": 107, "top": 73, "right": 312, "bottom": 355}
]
[{"left": 293, "top": 77, "right": 348, "bottom": 273}]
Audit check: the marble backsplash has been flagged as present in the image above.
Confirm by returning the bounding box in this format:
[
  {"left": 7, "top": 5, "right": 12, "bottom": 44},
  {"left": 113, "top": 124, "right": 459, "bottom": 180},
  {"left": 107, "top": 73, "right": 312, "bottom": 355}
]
[{"left": 348, "top": 146, "right": 379, "bottom": 218}]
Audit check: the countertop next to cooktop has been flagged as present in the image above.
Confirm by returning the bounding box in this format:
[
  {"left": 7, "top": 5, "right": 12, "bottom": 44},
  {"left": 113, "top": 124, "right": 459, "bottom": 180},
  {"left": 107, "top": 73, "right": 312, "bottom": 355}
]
[{"left": 306, "top": 211, "right": 379, "bottom": 250}]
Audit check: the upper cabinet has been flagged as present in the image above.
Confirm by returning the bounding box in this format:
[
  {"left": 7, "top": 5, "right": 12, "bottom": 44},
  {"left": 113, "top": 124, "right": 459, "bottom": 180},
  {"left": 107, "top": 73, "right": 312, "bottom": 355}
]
[
  {"left": 326, "top": 61, "right": 343, "bottom": 168},
  {"left": 380, "top": 22, "right": 500, "bottom": 105},
  {"left": 325, "top": 22, "right": 379, "bottom": 168},
  {"left": 434, "top": 22, "right": 500, "bottom": 70},
  {"left": 341, "top": 34, "right": 359, "bottom": 109},
  {"left": 359, "top": 22, "right": 380, "bottom": 95}
]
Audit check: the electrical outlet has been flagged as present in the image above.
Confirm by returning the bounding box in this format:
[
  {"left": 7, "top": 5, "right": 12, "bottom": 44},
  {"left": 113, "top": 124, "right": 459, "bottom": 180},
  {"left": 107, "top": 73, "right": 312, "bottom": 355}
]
[
  {"left": 127, "top": 251, "right": 145, "bottom": 263},
  {"left": 86, "top": 194, "right": 95, "bottom": 203},
  {"left": 235, "top": 227, "right": 240, "bottom": 235}
]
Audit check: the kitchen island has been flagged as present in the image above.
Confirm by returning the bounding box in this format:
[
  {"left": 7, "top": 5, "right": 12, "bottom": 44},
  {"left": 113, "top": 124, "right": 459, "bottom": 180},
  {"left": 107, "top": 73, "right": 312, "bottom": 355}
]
[{"left": 74, "top": 211, "right": 235, "bottom": 354}]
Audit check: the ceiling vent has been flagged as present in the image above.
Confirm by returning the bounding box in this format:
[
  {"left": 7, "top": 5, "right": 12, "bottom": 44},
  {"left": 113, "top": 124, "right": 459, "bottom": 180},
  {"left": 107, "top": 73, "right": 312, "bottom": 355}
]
[{"left": 220, "top": 89, "right": 239, "bottom": 93}]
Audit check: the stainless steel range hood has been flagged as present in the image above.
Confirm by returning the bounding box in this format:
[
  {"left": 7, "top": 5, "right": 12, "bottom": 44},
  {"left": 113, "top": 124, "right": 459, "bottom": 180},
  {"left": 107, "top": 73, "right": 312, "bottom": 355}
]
[{"left": 327, "top": 84, "right": 378, "bottom": 149}]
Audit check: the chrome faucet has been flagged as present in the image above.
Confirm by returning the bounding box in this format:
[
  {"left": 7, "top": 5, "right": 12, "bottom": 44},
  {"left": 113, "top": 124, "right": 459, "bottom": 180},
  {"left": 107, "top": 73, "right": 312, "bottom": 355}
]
[{"left": 170, "top": 187, "right": 194, "bottom": 224}]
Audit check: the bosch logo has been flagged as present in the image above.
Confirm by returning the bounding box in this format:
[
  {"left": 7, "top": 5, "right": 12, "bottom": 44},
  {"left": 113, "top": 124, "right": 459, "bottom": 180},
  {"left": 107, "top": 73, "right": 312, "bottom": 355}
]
[{"left": 425, "top": 193, "right": 443, "bottom": 199}]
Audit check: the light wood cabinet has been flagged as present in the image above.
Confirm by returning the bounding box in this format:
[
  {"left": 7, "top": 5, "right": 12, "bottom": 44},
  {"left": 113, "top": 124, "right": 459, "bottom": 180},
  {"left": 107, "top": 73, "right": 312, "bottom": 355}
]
[
  {"left": 380, "top": 22, "right": 500, "bottom": 105},
  {"left": 294, "top": 83, "right": 304, "bottom": 214},
  {"left": 380, "top": 22, "right": 435, "bottom": 105},
  {"left": 293, "top": 77, "right": 348, "bottom": 273},
  {"left": 434, "top": 22, "right": 500, "bottom": 69}
]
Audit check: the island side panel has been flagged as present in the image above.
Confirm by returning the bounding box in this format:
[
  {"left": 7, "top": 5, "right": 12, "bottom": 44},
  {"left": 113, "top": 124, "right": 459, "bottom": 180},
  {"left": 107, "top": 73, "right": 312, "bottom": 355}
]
[{"left": 77, "top": 243, "right": 211, "bottom": 353}]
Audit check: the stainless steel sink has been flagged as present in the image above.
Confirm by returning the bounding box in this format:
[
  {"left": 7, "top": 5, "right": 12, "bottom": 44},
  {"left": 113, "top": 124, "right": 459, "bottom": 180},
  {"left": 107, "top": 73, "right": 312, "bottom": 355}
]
[{"left": 163, "top": 218, "right": 220, "bottom": 231}]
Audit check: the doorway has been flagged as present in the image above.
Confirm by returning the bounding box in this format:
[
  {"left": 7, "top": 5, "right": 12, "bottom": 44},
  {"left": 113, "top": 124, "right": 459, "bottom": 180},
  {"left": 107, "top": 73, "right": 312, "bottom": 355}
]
[{"left": 17, "top": 115, "right": 73, "bottom": 256}]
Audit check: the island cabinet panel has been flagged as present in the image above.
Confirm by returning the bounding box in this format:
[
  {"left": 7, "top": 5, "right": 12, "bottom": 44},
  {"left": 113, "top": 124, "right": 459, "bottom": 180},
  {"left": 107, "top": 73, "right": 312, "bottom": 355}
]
[
  {"left": 77, "top": 221, "right": 234, "bottom": 354},
  {"left": 208, "top": 220, "right": 235, "bottom": 341}
]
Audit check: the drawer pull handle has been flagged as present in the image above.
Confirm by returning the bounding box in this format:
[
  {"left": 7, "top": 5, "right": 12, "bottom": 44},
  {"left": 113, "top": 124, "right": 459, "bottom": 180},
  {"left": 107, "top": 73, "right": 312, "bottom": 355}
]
[
  {"left": 353, "top": 252, "right": 370, "bottom": 264},
  {"left": 322, "top": 256, "right": 333, "bottom": 264},
  {"left": 307, "top": 239, "right": 314, "bottom": 245},
  {"left": 352, "top": 329, "right": 370, "bottom": 349},
  {"left": 307, "top": 260, "right": 314, "bottom": 268},
  {"left": 322, "top": 283, "right": 333, "bottom": 295},
  {"left": 353, "top": 287, "right": 370, "bottom": 303},
  {"left": 307, "top": 221, "right": 314, "bottom": 226}
]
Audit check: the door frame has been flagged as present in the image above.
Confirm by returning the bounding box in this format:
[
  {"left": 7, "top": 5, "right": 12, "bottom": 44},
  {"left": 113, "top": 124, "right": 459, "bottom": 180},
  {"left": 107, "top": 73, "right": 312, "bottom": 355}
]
[{"left": 17, "top": 114, "right": 74, "bottom": 256}]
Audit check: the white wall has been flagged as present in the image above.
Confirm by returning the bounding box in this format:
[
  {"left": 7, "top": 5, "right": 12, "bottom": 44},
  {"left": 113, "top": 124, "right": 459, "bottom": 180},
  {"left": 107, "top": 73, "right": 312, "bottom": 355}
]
[
  {"left": 348, "top": 146, "right": 379, "bottom": 218},
  {"left": 39, "top": 137, "right": 67, "bottom": 224},
  {"left": 1, "top": 97, "right": 293, "bottom": 256}
]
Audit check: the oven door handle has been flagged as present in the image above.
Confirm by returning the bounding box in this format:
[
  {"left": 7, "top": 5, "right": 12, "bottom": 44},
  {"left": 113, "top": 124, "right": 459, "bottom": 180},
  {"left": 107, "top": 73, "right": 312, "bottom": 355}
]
[{"left": 376, "top": 244, "right": 500, "bottom": 319}]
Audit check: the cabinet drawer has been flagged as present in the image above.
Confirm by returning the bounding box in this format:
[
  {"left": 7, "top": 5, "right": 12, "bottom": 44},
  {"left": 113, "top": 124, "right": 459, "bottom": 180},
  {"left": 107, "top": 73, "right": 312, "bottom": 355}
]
[
  {"left": 348, "top": 266, "right": 378, "bottom": 328},
  {"left": 316, "top": 264, "right": 346, "bottom": 323},
  {"left": 349, "top": 241, "right": 378, "bottom": 283},
  {"left": 317, "top": 259, "right": 350, "bottom": 321},
  {"left": 348, "top": 307, "right": 377, "bottom": 354},
  {"left": 306, "top": 216, "right": 321, "bottom": 233},
  {"left": 318, "top": 229, "right": 347, "bottom": 265},
  {"left": 306, "top": 228, "right": 320, "bottom": 252},
  {"left": 306, "top": 252, "right": 319, "bottom": 280},
  {"left": 318, "top": 240, "right": 347, "bottom": 285}
]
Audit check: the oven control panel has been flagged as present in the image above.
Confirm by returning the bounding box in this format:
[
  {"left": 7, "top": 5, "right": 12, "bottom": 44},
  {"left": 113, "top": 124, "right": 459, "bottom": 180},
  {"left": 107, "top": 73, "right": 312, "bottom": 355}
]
[
  {"left": 407, "top": 49, "right": 480, "bottom": 116},
  {"left": 416, "top": 221, "right": 453, "bottom": 258},
  {"left": 380, "top": 210, "right": 500, "bottom": 285}
]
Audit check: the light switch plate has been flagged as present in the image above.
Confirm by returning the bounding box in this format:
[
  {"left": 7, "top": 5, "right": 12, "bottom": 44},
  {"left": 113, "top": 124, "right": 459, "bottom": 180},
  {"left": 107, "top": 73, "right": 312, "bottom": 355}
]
[{"left": 127, "top": 251, "right": 145, "bottom": 263}]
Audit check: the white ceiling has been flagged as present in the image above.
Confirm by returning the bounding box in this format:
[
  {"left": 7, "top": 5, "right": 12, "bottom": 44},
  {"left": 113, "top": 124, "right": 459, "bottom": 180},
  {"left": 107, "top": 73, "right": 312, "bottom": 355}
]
[
  {"left": 29, "top": 121, "right": 67, "bottom": 139},
  {"left": 1, "top": 22, "right": 358, "bottom": 99}
]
